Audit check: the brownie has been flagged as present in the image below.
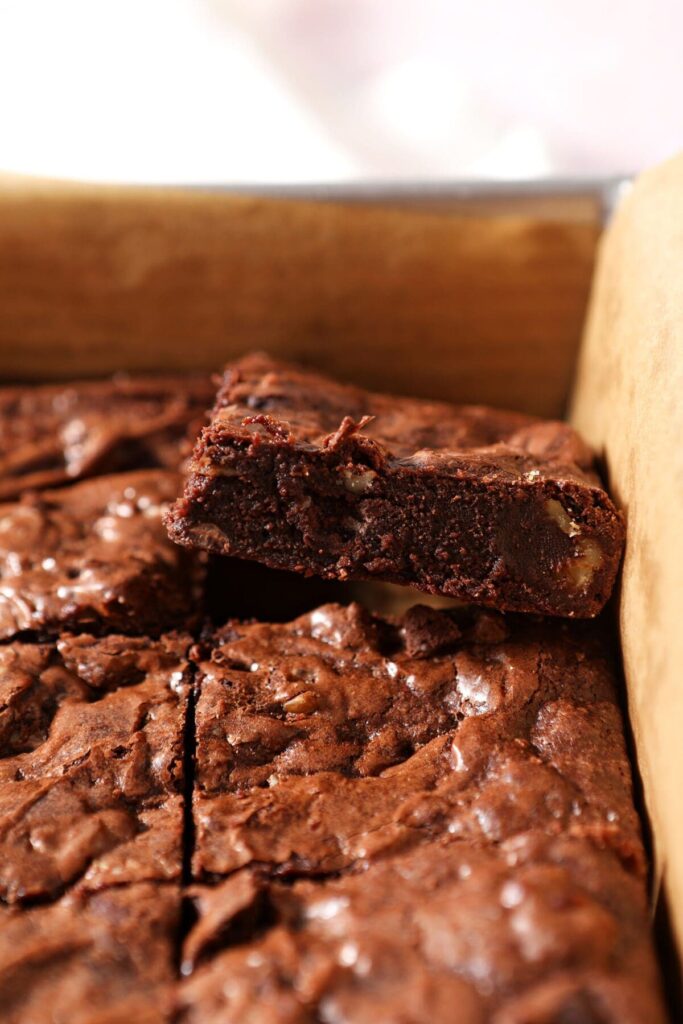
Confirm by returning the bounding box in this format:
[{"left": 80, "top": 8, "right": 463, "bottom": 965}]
[
  {"left": 166, "top": 354, "right": 625, "bottom": 618},
  {"left": 0, "top": 631, "right": 191, "bottom": 903},
  {"left": 0, "top": 373, "right": 213, "bottom": 500},
  {"left": 0, "top": 882, "right": 178, "bottom": 1024},
  {"left": 191, "top": 603, "right": 644, "bottom": 880},
  {"left": 0, "top": 469, "right": 201, "bottom": 639},
  {"left": 182, "top": 602, "right": 664, "bottom": 1021},
  {"left": 178, "top": 839, "right": 664, "bottom": 1024}
]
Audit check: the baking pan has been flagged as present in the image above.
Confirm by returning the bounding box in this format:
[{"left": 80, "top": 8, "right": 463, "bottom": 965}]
[{"left": 0, "top": 166, "right": 680, "bottom": 1009}]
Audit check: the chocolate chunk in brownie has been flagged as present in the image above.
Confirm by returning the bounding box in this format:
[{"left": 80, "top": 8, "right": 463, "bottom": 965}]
[
  {"left": 0, "top": 632, "right": 191, "bottom": 903},
  {"left": 178, "top": 836, "right": 665, "bottom": 1024},
  {"left": 0, "top": 373, "right": 214, "bottom": 500},
  {"left": 191, "top": 603, "right": 644, "bottom": 882},
  {"left": 0, "top": 882, "right": 178, "bottom": 1024},
  {"left": 166, "top": 354, "right": 624, "bottom": 618},
  {"left": 0, "top": 469, "right": 201, "bottom": 639}
]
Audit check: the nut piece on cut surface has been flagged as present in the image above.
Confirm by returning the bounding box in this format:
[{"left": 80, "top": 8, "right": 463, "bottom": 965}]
[
  {"left": 282, "top": 691, "right": 319, "bottom": 714},
  {"left": 342, "top": 468, "right": 377, "bottom": 494},
  {"left": 545, "top": 498, "right": 582, "bottom": 538},
  {"left": 567, "top": 538, "right": 605, "bottom": 591},
  {"left": 544, "top": 498, "right": 605, "bottom": 592}
]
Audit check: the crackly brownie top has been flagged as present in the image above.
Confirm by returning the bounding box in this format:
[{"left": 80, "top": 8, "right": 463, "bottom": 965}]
[
  {"left": 179, "top": 834, "right": 664, "bottom": 1024},
  {"left": 0, "top": 469, "right": 198, "bottom": 639},
  {"left": 0, "top": 631, "right": 191, "bottom": 903},
  {"left": 193, "top": 602, "right": 644, "bottom": 880},
  {"left": 0, "top": 882, "right": 178, "bottom": 1024},
  {"left": 200, "top": 353, "right": 598, "bottom": 485},
  {"left": 0, "top": 373, "right": 214, "bottom": 500}
]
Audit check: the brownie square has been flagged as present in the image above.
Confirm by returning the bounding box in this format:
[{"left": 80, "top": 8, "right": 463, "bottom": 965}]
[
  {"left": 178, "top": 840, "right": 664, "bottom": 1024},
  {"left": 0, "top": 632, "right": 191, "bottom": 903},
  {"left": 182, "top": 602, "right": 664, "bottom": 1021},
  {"left": 166, "top": 354, "right": 624, "bottom": 618},
  {"left": 0, "top": 469, "right": 200, "bottom": 639},
  {"left": 191, "top": 603, "right": 644, "bottom": 881},
  {"left": 0, "top": 373, "right": 213, "bottom": 500},
  {"left": 0, "top": 882, "right": 178, "bottom": 1024}
]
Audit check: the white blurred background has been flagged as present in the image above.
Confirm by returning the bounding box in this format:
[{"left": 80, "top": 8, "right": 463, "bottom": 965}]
[{"left": 0, "top": 0, "right": 681, "bottom": 183}]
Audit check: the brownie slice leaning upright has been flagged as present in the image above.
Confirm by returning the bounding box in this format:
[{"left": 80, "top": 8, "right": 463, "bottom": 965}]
[
  {"left": 179, "top": 603, "right": 665, "bottom": 1023},
  {"left": 166, "top": 354, "right": 624, "bottom": 618},
  {"left": 0, "top": 468, "right": 202, "bottom": 639}
]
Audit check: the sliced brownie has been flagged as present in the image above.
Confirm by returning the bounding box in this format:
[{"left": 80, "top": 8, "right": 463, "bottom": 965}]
[
  {"left": 0, "top": 373, "right": 213, "bottom": 499},
  {"left": 0, "top": 631, "right": 191, "bottom": 903},
  {"left": 0, "top": 882, "right": 179, "bottom": 1024},
  {"left": 191, "top": 603, "right": 643, "bottom": 879},
  {"left": 167, "top": 354, "right": 624, "bottom": 618},
  {"left": 179, "top": 602, "right": 663, "bottom": 1022},
  {"left": 0, "top": 469, "right": 201, "bottom": 639}
]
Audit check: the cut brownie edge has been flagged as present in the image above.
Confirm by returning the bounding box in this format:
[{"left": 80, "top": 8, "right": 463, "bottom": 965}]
[{"left": 167, "top": 451, "right": 623, "bottom": 617}]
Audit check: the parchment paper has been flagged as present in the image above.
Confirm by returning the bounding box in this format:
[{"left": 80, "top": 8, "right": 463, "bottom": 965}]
[
  {"left": 572, "top": 153, "right": 683, "bottom": 961},
  {"left": 0, "top": 176, "right": 598, "bottom": 418}
]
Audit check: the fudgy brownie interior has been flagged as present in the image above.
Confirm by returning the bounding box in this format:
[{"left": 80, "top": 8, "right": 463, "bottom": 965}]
[{"left": 167, "top": 354, "right": 625, "bottom": 618}]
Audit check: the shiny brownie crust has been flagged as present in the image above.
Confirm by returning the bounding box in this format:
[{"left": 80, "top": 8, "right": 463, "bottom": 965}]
[
  {"left": 0, "top": 373, "right": 214, "bottom": 500},
  {"left": 0, "top": 631, "right": 191, "bottom": 903},
  {"left": 180, "top": 602, "right": 664, "bottom": 1023},
  {"left": 0, "top": 883, "right": 179, "bottom": 1024},
  {"left": 192, "top": 603, "right": 643, "bottom": 879},
  {"left": 0, "top": 469, "right": 202, "bottom": 640}
]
